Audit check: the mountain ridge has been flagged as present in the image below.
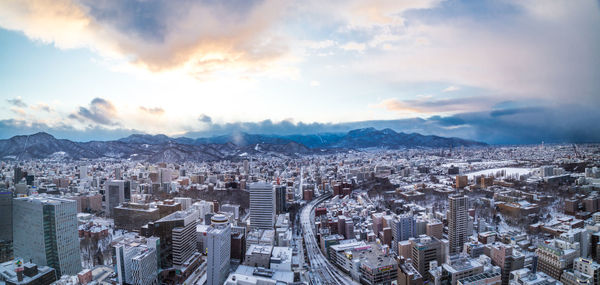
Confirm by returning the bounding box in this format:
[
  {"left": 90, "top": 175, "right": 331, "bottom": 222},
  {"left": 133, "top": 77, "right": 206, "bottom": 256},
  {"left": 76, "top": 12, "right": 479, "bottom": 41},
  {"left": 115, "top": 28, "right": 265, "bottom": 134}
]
[{"left": 0, "top": 128, "right": 486, "bottom": 162}]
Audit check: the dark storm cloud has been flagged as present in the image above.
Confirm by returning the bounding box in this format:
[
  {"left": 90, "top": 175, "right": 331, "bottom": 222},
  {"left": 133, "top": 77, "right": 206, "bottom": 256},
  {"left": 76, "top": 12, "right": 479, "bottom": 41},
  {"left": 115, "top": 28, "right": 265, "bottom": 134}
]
[{"left": 70, "top": 98, "right": 118, "bottom": 126}]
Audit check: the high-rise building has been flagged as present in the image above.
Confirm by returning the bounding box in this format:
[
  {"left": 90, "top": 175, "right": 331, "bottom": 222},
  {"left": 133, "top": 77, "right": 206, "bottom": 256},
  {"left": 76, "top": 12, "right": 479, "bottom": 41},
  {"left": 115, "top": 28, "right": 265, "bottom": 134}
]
[
  {"left": 102, "top": 180, "right": 127, "bottom": 217},
  {"left": 448, "top": 195, "right": 469, "bottom": 255},
  {"left": 113, "top": 236, "right": 159, "bottom": 285},
  {"left": 275, "top": 186, "right": 287, "bottom": 214},
  {"left": 489, "top": 244, "right": 525, "bottom": 285},
  {"left": 411, "top": 235, "right": 442, "bottom": 281},
  {"left": 392, "top": 214, "right": 416, "bottom": 253},
  {"left": 79, "top": 165, "right": 88, "bottom": 180},
  {"left": 0, "top": 192, "right": 13, "bottom": 263},
  {"left": 536, "top": 239, "right": 580, "bottom": 280},
  {"left": 13, "top": 167, "right": 23, "bottom": 185},
  {"left": 249, "top": 182, "right": 275, "bottom": 230},
  {"left": 206, "top": 214, "right": 231, "bottom": 285},
  {"left": 141, "top": 209, "right": 198, "bottom": 268},
  {"left": 13, "top": 196, "right": 82, "bottom": 276}
]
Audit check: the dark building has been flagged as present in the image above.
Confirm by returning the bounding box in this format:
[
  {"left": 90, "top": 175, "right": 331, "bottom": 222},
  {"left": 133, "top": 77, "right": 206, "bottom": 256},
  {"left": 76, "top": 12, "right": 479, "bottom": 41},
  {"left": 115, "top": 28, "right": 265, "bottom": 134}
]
[
  {"left": 157, "top": 200, "right": 182, "bottom": 217},
  {"left": 113, "top": 202, "right": 161, "bottom": 232},
  {"left": 231, "top": 232, "right": 246, "bottom": 262},
  {"left": 25, "top": 175, "right": 34, "bottom": 186},
  {"left": 275, "top": 186, "right": 287, "bottom": 214},
  {"left": 13, "top": 167, "right": 23, "bottom": 185},
  {"left": 0, "top": 192, "right": 12, "bottom": 263},
  {"left": 448, "top": 165, "right": 460, "bottom": 175},
  {"left": 124, "top": 181, "right": 131, "bottom": 201},
  {"left": 141, "top": 209, "right": 197, "bottom": 268}
]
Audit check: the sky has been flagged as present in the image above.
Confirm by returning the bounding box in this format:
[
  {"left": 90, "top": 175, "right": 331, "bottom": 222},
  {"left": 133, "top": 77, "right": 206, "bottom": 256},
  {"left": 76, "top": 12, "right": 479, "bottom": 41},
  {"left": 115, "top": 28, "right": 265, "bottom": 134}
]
[{"left": 0, "top": 0, "right": 599, "bottom": 144}]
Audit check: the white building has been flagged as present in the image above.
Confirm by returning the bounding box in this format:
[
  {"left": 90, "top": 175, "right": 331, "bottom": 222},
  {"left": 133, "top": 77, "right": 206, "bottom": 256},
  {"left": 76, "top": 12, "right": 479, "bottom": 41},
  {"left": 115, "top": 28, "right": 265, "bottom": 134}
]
[
  {"left": 173, "top": 197, "right": 192, "bottom": 210},
  {"left": 249, "top": 182, "right": 275, "bottom": 230},
  {"left": 207, "top": 214, "right": 231, "bottom": 285},
  {"left": 270, "top": 247, "right": 293, "bottom": 271}
]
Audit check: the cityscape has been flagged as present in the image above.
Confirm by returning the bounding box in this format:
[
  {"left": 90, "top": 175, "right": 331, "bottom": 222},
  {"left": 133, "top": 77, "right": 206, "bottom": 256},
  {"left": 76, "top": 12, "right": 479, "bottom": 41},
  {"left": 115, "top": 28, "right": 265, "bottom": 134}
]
[{"left": 1, "top": 1, "right": 600, "bottom": 285}]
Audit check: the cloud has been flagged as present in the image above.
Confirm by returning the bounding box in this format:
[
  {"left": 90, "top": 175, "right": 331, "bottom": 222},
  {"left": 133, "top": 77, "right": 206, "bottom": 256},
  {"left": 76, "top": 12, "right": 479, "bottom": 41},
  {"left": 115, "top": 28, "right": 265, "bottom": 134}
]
[
  {"left": 7, "top": 97, "right": 27, "bottom": 107},
  {"left": 10, "top": 107, "right": 26, "bottom": 116},
  {"left": 139, "top": 106, "right": 165, "bottom": 115},
  {"left": 0, "top": 119, "right": 139, "bottom": 142},
  {"left": 69, "top": 97, "right": 118, "bottom": 125},
  {"left": 198, "top": 114, "right": 212, "bottom": 124},
  {"left": 0, "top": 0, "right": 291, "bottom": 77},
  {"left": 310, "top": 80, "right": 320, "bottom": 87},
  {"left": 349, "top": 0, "right": 600, "bottom": 105},
  {"left": 443, "top": 86, "right": 459, "bottom": 92},
  {"left": 31, "top": 103, "right": 53, "bottom": 112},
  {"left": 340, "top": 42, "right": 366, "bottom": 52},
  {"left": 2, "top": 103, "right": 599, "bottom": 144},
  {"left": 378, "top": 96, "right": 497, "bottom": 114}
]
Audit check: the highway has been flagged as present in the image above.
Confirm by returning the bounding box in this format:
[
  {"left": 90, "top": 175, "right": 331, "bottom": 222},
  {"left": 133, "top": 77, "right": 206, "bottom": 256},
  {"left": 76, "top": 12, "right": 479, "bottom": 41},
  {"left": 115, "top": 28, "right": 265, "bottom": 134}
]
[{"left": 300, "top": 193, "right": 358, "bottom": 285}]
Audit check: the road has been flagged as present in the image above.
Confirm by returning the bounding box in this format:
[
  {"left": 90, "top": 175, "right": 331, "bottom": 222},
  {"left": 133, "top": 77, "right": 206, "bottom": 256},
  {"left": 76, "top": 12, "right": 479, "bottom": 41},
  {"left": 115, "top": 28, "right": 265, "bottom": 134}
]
[{"left": 300, "top": 193, "right": 358, "bottom": 285}]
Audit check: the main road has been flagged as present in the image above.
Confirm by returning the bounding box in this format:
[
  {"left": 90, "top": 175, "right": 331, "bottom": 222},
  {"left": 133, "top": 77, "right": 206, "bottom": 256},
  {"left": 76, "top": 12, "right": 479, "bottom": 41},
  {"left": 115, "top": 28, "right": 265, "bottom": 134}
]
[{"left": 300, "top": 193, "right": 358, "bottom": 285}]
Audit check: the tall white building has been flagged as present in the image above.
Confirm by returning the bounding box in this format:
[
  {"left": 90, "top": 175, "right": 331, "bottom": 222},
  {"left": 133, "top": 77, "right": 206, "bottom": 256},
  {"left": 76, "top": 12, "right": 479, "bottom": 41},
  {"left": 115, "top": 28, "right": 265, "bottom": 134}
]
[
  {"left": 207, "top": 214, "right": 231, "bottom": 285},
  {"left": 13, "top": 196, "right": 82, "bottom": 276},
  {"left": 79, "top": 165, "right": 88, "bottom": 181},
  {"left": 249, "top": 182, "right": 275, "bottom": 230},
  {"left": 448, "top": 195, "right": 469, "bottom": 255},
  {"left": 114, "top": 236, "right": 159, "bottom": 285}
]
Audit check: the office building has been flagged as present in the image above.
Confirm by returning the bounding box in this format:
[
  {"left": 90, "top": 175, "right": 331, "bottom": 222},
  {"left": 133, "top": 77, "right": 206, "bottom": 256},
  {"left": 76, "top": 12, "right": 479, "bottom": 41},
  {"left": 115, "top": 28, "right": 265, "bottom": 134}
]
[
  {"left": 448, "top": 195, "right": 469, "bottom": 255},
  {"left": 113, "top": 236, "right": 159, "bottom": 285},
  {"left": 141, "top": 209, "right": 198, "bottom": 268},
  {"left": 249, "top": 182, "right": 275, "bottom": 230},
  {"left": 535, "top": 239, "right": 580, "bottom": 280},
  {"left": 206, "top": 214, "right": 231, "bottom": 285},
  {"left": 489, "top": 244, "right": 524, "bottom": 285},
  {"left": 102, "top": 180, "right": 128, "bottom": 217},
  {"left": 392, "top": 214, "right": 416, "bottom": 253},
  {"left": 13, "top": 196, "right": 82, "bottom": 276},
  {"left": 411, "top": 235, "right": 443, "bottom": 281},
  {"left": 275, "top": 186, "right": 287, "bottom": 214}
]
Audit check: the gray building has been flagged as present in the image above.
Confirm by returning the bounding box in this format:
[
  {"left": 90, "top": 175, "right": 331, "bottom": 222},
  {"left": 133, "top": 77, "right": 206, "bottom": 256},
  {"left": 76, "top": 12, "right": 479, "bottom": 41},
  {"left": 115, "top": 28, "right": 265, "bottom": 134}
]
[
  {"left": 249, "top": 182, "right": 275, "bottom": 230},
  {"left": 103, "top": 180, "right": 127, "bottom": 217},
  {"left": 448, "top": 195, "right": 469, "bottom": 255},
  {"left": 13, "top": 196, "right": 81, "bottom": 276}
]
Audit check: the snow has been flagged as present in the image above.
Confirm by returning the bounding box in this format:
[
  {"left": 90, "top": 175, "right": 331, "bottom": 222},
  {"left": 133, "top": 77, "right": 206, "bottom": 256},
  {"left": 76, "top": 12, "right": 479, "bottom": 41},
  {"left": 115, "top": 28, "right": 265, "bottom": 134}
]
[{"left": 466, "top": 167, "right": 532, "bottom": 179}]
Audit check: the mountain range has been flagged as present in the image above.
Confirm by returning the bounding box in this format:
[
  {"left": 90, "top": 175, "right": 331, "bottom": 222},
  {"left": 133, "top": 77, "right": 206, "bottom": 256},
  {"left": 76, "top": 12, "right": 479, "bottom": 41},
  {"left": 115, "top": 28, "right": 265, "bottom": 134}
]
[{"left": 0, "top": 128, "right": 485, "bottom": 162}]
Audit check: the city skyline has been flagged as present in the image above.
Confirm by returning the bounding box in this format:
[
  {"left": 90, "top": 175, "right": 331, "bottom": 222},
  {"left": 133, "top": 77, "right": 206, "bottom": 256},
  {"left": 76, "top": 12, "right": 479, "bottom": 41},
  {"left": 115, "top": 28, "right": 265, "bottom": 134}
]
[{"left": 1, "top": 0, "right": 600, "bottom": 144}]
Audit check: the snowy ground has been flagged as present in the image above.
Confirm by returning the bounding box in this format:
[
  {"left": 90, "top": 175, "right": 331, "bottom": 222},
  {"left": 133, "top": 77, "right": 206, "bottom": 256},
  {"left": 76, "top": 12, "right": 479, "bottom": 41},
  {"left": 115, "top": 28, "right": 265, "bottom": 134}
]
[{"left": 466, "top": 167, "right": 532, "bottom": 179}]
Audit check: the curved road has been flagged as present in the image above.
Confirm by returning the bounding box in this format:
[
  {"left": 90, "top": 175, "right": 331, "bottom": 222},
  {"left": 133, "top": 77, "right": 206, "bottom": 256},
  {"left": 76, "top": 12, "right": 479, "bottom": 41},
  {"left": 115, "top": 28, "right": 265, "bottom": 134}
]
[{"left": 301, "top": 193, "right": 358, "bottom": 285}]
